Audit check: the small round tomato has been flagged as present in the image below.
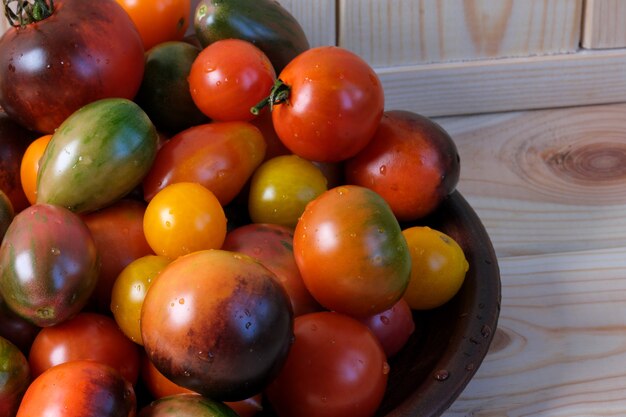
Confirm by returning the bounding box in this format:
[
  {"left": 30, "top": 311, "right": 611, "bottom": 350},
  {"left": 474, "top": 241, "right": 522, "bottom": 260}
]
[
  {"left": 143, "top": 182, "right": 227, "bottom": 258},
  {"left": 402, "top": 226, "right": 469, "bottom": 310},
  {"left": 248, "top": 155, "right": 328, "bottom": 227},
  {"left": 345, "top": 110, "right": 461, "bottom": 221},
  {"left": 115, "top": 0, "right": 191, "bottom": 51},
  {"left": 269, "top": 46, "right": 384, "bottom": 162},
  {"left": 294, "top": 185, "right": 411, "bottom": 317},
  {"left": 111, "top": 255, "right": 172, "bottom": 345},
  {"left": 189, "top": 38, "right": 276, "bottom": 122},
  {"left": 138, "top": 393, "right": 239, "bottom": 417},
  {"left": 0, "top": 336, "right": 30, "bottom": 417},
  {"left": 28, "top": 312, "right": 142, "bottom": 385},
  {"left": 16, "top": 360, "right": 136, "bottom": 417},
  {"left": 266, "top": 311, "right": 389, "bottom": 417},
  {"left": 141, "top": 250, "right": 293, "bottom": 401},
  {"left": 357, "top": 298, "right": 415, "bottom": 357},
  {"left": 20, "top": 134, "right": 52, "bottom": 206}
]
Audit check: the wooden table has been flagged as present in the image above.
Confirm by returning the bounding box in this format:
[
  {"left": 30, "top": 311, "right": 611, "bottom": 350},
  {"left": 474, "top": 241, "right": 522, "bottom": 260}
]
[{"left": 433, "top": 102, "right": 626, "bottom": 416}]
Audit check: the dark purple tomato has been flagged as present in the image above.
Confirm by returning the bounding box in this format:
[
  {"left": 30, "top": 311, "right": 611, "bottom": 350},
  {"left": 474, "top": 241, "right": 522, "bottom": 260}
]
[
  {"left": 357, "top": 298, "right": 415, "bottom": 357},
  {"left": 0, "top": 336, "right": 30, "bottom": 417},
  {"left": 0, "top": 0, "right": 145, "bottom": 134},
  {"left": 0, "top": 293, "right": 40, "bottom": 355},
  {"left": 0, "top": 204, "right": 99, "bottom": 327}
]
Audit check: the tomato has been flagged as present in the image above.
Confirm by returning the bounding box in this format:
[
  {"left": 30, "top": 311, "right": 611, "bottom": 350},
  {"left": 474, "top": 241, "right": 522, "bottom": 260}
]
[
  {"left": 402, "top": 226, "right": 469, "bottom": 310},
  {"left": 222, "top": 223, "right": 322, "bottom": 316},
  {"left": 266, "top": 311, "right": 389, "bottom": 417},
  {"left": 0, "top": 293, "right": 40, "bottom": 355},
  {"left": 357, "top": 298, "right": 415, "bottom": 357},
  {"left": 248, "top": 155, "right": 328, "bottom": 227},
  {"left": 0, "top": 336, "right": 30, "bottom": 417},
  {"left": 188, "top": 38, "right": 276, "bottom": 122},
  {"left": 143, "top": 182, "right": 227, "bottom": 258},
  {"left": 0, "top": 204, "right": 99, "bottom": 327},
  {"left": 135, "top": 41, "right": 208, "bottom": 134},
  {"left": 28, "top": 312, "right": 141, "bottom": 384},
  {"left": 0, "top": 113, "right": 36, "bottom": 213},
  {"left": 0, "top": 189, "right": 14, "bottom": 240},
  {"left": 345, "top": 110, "right": 461, "bottom": 220},
  {"left": 16, "top": 360, "right": 136, "bottom": 417},
  {"left": 267, "top": 46, "right": 384, "bottom": 163},
  {"left": 82, "top": 199, "right": 155, "bottom": 313},
  {"left": 141, "top": 249, "right": 293, "bottom": 401},
  {"left": 20, "top": 134, "right": 52, "bottom": 206},
  {"left": 111, "top": 255, "right": 172, "bottom": 345},
  {"left": 115, "top": 0, "right": 191, "bottom": 51},
  {"left": 293, "top": 185, "right": 411, "bottom": 317},
  {"left": 250, "top": 110, "right": 291, "bottom": 161},
  {"left": 0, "top": 0, "right": 145, "bottom": 134},
  {"left": 138, "top": 393, "right": 239, "bottom": 417},
  {"left": 37, "top": 98, "right": 159, "bottom": 214},
  {"left": 143, "top": 122, "right": 266, "bottom": 206}
]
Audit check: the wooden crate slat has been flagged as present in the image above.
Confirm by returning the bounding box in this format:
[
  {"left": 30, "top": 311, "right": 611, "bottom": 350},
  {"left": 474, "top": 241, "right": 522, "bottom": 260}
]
[{"left": 582, "top": 0, "right": 626, "bottom": 49}]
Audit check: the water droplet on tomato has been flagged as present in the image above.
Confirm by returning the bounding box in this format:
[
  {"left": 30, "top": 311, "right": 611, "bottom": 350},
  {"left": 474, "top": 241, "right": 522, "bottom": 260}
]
[
  {"left": 434, "top": 369, "right": 450, "bottom": 381},
  {"left": 50, "top": 247, "right": 60, "bottom": 256},
  {"left": 245, "top": 322, "right": 252, "bottom": 329},
  {"left": 379, "top": 315, "right": 390, "bottom": 325},
  {"left": 178, "top": 298, "right": 185, "bottom": 305},
  {"left": 379, "top": 165, "right": 387, "bottom": 175},
  {"left": 382, "top": 362, "right": 390, "bottom": 375}
]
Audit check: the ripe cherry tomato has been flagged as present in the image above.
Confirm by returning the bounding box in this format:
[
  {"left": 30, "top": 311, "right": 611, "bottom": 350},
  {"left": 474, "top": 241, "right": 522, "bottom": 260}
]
[
  {"left": 266, "top": 311, "right": 389, "bottom": 417},
  {"left": 115, "top": 0, "right": 191, "bottom": 51},
  {"left": 293, "top": 185, "right": 411, "bottom": 317},
  {"left": 189, "top": 39, "right": 276, "bottom": 121},
  {"left": 357, "top": 298, "right": 415, "bottom": 357},
  {"left": 28, "top": 312, "right": 142, "bottom": 385},
  {"left": 345, "top": 110, "right": 461, "bottom": 221},
  {"left": 248, "top": 155, "right": 328, "bottom": 227},
  {"left": 16, "top": 360, "right": 136, "bottom": 417},
  {"left": 143, "top": 182, "right": 227, "bottom": 258},
  {"left": 269, "top": 46, "right": 384, "bottom": 162},
  {"left": 20, "top": 134, "right": 52, "bottom": 206}
]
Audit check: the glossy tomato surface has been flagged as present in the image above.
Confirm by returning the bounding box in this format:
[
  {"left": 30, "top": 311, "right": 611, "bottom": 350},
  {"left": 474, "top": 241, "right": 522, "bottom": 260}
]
[
  {"left": 16, "top": 360, "right": 136, "bottom": 417},
  {"left": 293, "top": 185, "right": 411, "bottom": 317},
  {"left": 0, "top": 336, "right": 30, "bottom": 417},
  {"left": 0, "top": 293, "right": 40, "bottom": 355},
  {"left": 141, "top": 250, "right": 293, "bottom": 402},
  {"left": 266, "top": 311, "right": 389, "bottom": 417},
  {"left": 271, "top": 46, "right": 384, "bottom": 162},
  {"left": 20, "top": 134, "right": 52, "bottom": 205},
  {"left": 357, "top": 298, "right": 415, "bottom": 358},
  {"left": 138, "top": 393, "right": 239, "bottom": 417},
  {"left": 28, "top": 312, "right": 142, "bottom": 384},
  {"left": 0, "top": 0, "right": 145, "bottom": 133}
]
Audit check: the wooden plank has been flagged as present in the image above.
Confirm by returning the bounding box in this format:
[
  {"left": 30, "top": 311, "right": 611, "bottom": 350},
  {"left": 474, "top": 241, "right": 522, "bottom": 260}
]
[
  {"left": 434, "top": 102, "right": 626, "bottom": 258},
  {"left": 339, "top": 0, "right": 583, "bottom": 67},
  {"left": 379, "top": 48, "right": 626, "bottom": 117},
  {"left": 582, "top": 0, "right": 626, "bottom": 49},
  {"left": 278, "top": 0, "right": 337, "bottom": 48}
]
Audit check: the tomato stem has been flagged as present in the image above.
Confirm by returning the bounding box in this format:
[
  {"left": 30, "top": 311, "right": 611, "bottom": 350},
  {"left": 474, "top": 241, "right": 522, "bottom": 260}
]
[
  {"left": 250, "top": 79, "right": 291, "bottom": 116},
  {"left": 4, "top": 0, "right": 54, "bottom": 27}
]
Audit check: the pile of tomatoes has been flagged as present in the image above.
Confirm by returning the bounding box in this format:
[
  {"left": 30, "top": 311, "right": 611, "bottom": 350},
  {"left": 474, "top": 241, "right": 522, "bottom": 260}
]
[{"left": 0, "top": 1, "right": 470, "bottom": 417}]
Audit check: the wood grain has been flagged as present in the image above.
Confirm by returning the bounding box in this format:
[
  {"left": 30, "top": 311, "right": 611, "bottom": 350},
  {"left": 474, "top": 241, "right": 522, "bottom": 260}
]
[
  {"left": 338, "top": 0, "right": 582, "bottom": 67},
  {"left": 582, "top": 0, "right": 626, "bottom": 49}
]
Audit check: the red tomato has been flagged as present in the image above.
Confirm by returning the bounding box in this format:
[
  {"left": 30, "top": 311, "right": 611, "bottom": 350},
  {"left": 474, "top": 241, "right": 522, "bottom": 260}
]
[
  {"left": 293, "top": 185, "right": 411, "bottom": 317},
  {"left": 82, "top": 199, "right": 154, "bottom": 313},
  {"left": 16, "top": 360, "right": 136, "bottom": 417},
  {"left": 266, "top": 311, "right": 389, "bottom": 417},
  {"left": 188, "top": 39, "right": 276, "bottom": 121},
  {"left": 0, "top": 0, "right": 145, "bottom": 134},
  {"left": 345, "top": 110, "right": 461, "bottom": 220},
  {"left": 269, "top": 46, "right": 384, "bottom": 162},
  {"left": 28, "top": 312, "right": 142, "bottom": 385},
  {"left": 222, "top": 223, "right": 322, "bottom": 316},
  {"left": 142, "top": 121, "right": 266, "bottom": 206},
  {"left": 357, "top": 298, "right": 415, "bottom": 357},
  {"left": 115, "top": 0, "right": 191, "bottom": 50}
]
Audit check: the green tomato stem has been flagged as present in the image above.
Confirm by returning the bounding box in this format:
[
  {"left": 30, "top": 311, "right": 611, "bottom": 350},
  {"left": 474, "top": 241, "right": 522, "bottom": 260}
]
[
  {"left": 250, "top": 78, "right": 292, "bottom": 116},
  {"left": 4, "top": 0, "right": 54, "bottom": 28}
]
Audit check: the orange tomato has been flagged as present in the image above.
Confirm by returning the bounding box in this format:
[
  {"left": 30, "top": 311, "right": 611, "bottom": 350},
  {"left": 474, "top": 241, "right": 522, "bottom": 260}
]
[
  {"left": 20, "top": 134, "right": 52, "bottom": 205},
  {"left": 115, "top": 0, "right": 191, "bottom": 51}
]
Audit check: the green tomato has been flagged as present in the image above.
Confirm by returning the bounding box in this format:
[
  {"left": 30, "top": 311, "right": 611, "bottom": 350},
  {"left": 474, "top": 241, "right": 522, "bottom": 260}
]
[{"left": 248, "top": 155, "right": 328, "bottom": 227}]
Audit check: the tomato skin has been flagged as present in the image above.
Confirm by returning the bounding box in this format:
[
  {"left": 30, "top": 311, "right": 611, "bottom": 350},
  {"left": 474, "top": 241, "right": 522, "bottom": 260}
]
[
  {"left": 222, "top": 223, "right": 322, "bottom": 316},
  {"left": 266, "top": 311, "right": 389, "bottom": 417},
  {"left": 357, "top": 298, "right": 415, "bottom": 358},
  {"left": 138, "top": 393, "right": 239, "bottom": 417},
  {"left": 345, "top": 110, "right": 461, "bottom": 220},
  {"left": 143, "top": 122, "right": 266, "bottom": 206},
  {"left": 82, "top": 199, "right": 154, "bottom": 313},
  {"left": 20, "top": 134, "right": 52, "bottom": 206},
  {"left": 0, "top": 336, "right": 30, "bottom": 417},
  {"left": 0, "top": 189, "right": 14, "bottom": 240},
  {"left": 16, "top": 360, "right": 136, "bottom": 417},
  {"left": 37, "top": 98, "right": 159, "bottom": 214},
  {"left": 0, "top": 0, "right": 145, "bottom": 134},
  {"left": 0, "top": 293, "right": 40, "bottom": 355},
  {"left": 0, "top": 204, "right": 99, "bottom": 327},
  {"left": 115, "top": 0, "right": 191, "bottom": 51},
  {"left": 271, "top": 46, "right": 384, "bottom": 163},
  {"left": 141, "top": 249, "right": 294, "bottom": 402},
  {"left": 293, "top": 185, "right": 411, "bottom": 317}
]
